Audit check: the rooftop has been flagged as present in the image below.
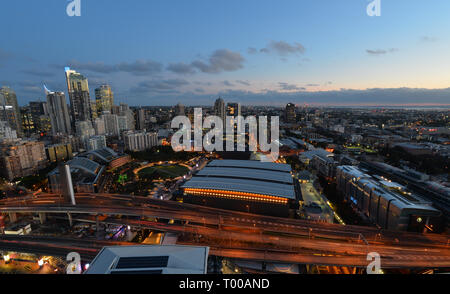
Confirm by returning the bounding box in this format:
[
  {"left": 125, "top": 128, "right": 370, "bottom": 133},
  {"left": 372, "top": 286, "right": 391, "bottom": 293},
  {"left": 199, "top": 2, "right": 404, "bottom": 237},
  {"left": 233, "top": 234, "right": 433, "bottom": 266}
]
[
  {"left": 182, "top": 160, "right": 296, "bottom": 199},
  {"left": 85, "top": 245, "right": 209, "bottom": 274},
  {"left": 207, "top": 159, "right": 292, "bottom": 173}
]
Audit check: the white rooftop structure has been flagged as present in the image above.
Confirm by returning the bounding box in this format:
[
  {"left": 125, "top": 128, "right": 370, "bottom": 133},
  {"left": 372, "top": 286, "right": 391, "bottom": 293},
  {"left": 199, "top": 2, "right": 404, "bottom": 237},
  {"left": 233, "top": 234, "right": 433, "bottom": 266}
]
[
  {"left": 207, "top": 159, "right": 292, "bottom": 173},
  {"left": 182, "top": 160, "right": 296, "bottom": 200},
  {"left": 85, "top": 245, "right": 209, "bottom": 274},
  {"left": 196, "top": 166, "right": 293, "bottom": 184},
  {"left": 83, "top": 147, "right": 118, "bottom": 162}
]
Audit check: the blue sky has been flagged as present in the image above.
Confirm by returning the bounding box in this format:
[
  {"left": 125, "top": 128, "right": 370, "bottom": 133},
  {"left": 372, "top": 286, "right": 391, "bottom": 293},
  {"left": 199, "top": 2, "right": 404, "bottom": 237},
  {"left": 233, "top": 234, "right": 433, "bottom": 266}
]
[{"left": 0, "top": 0, "right": 449, "bottom": 106}]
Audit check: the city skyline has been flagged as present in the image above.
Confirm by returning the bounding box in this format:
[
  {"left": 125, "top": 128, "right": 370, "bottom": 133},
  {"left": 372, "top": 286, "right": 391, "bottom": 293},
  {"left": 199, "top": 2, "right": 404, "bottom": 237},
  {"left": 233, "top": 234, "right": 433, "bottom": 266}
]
[{"left": 0, "top": 0, "right": 449, "bottom": 106}]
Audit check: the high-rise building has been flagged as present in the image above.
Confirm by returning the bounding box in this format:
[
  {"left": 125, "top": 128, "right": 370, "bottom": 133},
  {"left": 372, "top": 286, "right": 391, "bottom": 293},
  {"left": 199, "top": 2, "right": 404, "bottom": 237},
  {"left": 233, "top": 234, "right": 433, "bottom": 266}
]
[
  {"left": 0, "top": 121, "right": 17, "bottom": 141},
  {"left": 0, "top": 86, "right": 22, "bottom": 137},
  {"left": 101, "top": 113, "right": 120, "bottom": 137},
  {"left": 29, "top": 101, "right": 48, "bottom": 117},
  {"left": 135, "top": 108, "right": 146, "bottom": 130},
  {"left": 214, "top": 97, "right": 226, "bottom": 123},
  {"left": 123, "top": 130, "right": 159, "bottom": 152},
  {"left": 65, "top": 67, "right": 92, "bottom": 125},
  {"left": 93, "top": 117, "right": 106, "bottom": 136},
  {"left": 46, "top": 143, "right": 73, "bottom": 163},
  {"left": 119, "top": 103, "right": 135, "bottom": 131},
  {"left": 111, "top": 105, "right": 120, "bottom": 115},
  {"left": 175, "top": 103, "right": 185, "bottom": 116},
  {"left": 21, "top": 106, "right": 35, "bottom": 136},
  {"left": 0, "top": 140, "right": 47, "bottom": 180},
  {"left": 86, "top": 135, "right": 107, "bottom": 151},
  {"left": 227, "top": 102, "right": 241, "bottom": 117},
  {"left": 91, "top": 100, "right": 98, "bottom": 120},
  {"left": 29, "top": 101, "right": 50, "bottom": 134},
  {"left": 95, "top": 84, "right": 114, "bottom": 114},
  {"left": 45, "top": 87, "right": 72, "bottom": 136},
  {"left": 117, "top": 115, "right": 129, "bottom": 133},
  {"left": 75, "top": 120, "right": 95, "bottom": 149},
  {"left": 36, "top": 115, "right": 52, "bottom": 136},
  {"left": 285, "top": 103, "right": 297, "bottom": 123}
]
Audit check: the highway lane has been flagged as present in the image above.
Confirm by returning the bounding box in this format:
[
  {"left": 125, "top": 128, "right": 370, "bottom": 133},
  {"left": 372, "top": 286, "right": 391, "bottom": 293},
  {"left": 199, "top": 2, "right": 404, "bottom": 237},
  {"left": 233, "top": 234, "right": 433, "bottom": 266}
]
[
  {"left": 9, "top": 211, "right": 450, "bottom": 268},
  {"left": 1, "top": 233, "right": 447, "bottom": 269},
  {"left": 1, "top": 193, "right": 448, "bottom": 248},
  {"left": 1, "top": 193, "right": 450, "bottom": 268}
]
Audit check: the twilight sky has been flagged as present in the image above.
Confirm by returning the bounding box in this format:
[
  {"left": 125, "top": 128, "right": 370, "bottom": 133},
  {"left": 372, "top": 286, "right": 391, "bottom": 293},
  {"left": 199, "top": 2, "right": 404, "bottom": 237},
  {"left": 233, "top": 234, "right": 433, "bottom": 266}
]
[{"left": 1, "top": 0, "right": 449, "bottom": 106}]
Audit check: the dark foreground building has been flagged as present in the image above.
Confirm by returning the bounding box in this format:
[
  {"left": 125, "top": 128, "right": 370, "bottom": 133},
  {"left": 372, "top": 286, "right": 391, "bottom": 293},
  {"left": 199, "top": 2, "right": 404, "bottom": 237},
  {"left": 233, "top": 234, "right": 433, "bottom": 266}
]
[{"left": 181, "top": 160, "right": 299, "bottom": 217}]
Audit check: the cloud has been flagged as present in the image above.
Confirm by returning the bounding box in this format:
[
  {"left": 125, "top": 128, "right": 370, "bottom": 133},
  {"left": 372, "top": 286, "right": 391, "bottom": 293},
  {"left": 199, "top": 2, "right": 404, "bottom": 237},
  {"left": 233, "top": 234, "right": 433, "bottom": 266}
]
[
  {"left": 198, "top": 87, "right": 450, "bottom": 106},
  {"left": 267, "top": 41, "right": 306, "bottom": 56},
  {"left": 100, "top": 86, "right": 450, "bottom": 107},
  {"left": 66, "top": 59, "right": 163, "bottom": 75},
  {"left": 21, "top": 69, "right": 56, "bottom": 77},
  {"left": 247, "top": 47, "right": 258, "bottom": 54},
  {"left": 278, "top": 82, "right": 306, "bottom": 91},
  {"left": 191, "top": 49, "right": 245, "bottom": 73},
  {"left": 252, "top": 41, "right": 306, "bottom": 58},
  {"left": 166, "top": 62, "right": 196, "bottom": 75},
  {"left": 14, "top": 81, "right": 43, "bottom": 94},
  {"left": 222, "top": 80, "right": 234, "bottom": 87},
  {"left": 420, "top": 36, "right": 438, "bottom": 43},
  {"left": 62, "top": 49, "right": 244, "bottom": 77},
  {"left": 235, "top": 80, "right": 251, "bottom": 86},
  {"left": 131, "top": 78, "right": 189, "bottom": 94},
  {"left": 306, "top": 83, "right": 320, "bottom": 87},
  {"left": 116, "top": 60, "right": 163, "bottom": 75},
  {"left": 366, "top": 48, "right": 398, "bottom": 55},
  {"left": 194, "top": 81, "right": 213, "bottom": 86}
]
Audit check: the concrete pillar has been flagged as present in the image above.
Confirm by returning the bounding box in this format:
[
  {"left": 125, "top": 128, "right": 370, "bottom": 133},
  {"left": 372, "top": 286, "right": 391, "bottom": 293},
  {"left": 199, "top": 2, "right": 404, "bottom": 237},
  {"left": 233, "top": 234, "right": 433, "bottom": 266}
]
[
  {"left": 38, "top": 213, "right": 46, "bottom": 224},
  {"left": 59, "top": 163, "right": 76, "bottom": 205},
  {"left": 8, "top": 213, "right": 17, "bottom": 223},
  {"left": 67, "top": 213, "right": 73, "bottom": 227}
]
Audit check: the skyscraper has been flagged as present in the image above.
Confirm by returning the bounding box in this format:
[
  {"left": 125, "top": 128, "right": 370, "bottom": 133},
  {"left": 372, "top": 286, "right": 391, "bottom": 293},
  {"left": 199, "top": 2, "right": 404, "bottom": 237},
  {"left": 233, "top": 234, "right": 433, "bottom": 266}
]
[
  {"left": 0, "top": 140, "right": 47, "bottom": 180},
  {"left": 75, "top": 120, "right": 95, "bottom": 149},
  {"left": 93, "top": 117, "right": 106, "bottom": 136},
  {"left": 285, "top": 103, "right": 297, "bottom": 123},
  {"left": 214, "top": 97, "right": 226, "bottom": 123},
  {"left": 45, "top": 86, "right": 72, "bottom": 136},
  {"left": 123, "top": 130, "right": 159, "bottom": 152},
  {"left": 119, "top": 103, "right": 135, "bottom": 131},
  {"left": 175, "top": 103, "right": 185, "bottom": 116},
  {"left": 0, "top": 86, "right": 22, "bottom": 137},
  {"left": 101, "top": 113, "right": 120, "bottom": 137},
  {"left": 0, "top": 121, "right": 17, "bottom": 141},
  {"left": 65, "top": 67, "right": 92, "bottom": 125},
  {"left": 90, "top": 100, "right": 98, "bottom": 120},
  {"left": 135, "top": 108, "right": 146, "bottom": 130},
  {"left": 29, "top": 101, "right": 50, "bottom": 134},
  {"left": 95, "top": 84, "right": 114, "bottom": 114},
  {"left": 21, "top": 106, "right": 35, "bottom": 136}
]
